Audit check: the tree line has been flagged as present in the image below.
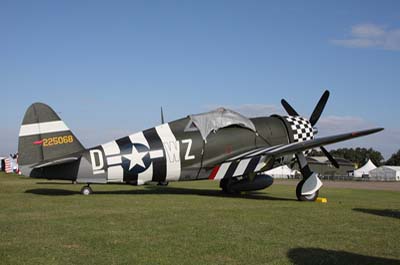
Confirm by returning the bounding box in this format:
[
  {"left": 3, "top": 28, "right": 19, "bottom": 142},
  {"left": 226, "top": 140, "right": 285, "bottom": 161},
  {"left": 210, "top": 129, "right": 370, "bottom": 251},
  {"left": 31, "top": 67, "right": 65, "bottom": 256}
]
[{"left": 309, "top": 148, "right": 400, "bottom": 167}]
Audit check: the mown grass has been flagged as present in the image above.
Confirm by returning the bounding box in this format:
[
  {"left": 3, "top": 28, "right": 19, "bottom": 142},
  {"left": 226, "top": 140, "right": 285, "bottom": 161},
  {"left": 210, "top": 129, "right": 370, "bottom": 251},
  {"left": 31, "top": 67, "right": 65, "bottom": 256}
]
[{"left": 0, "top": 172, "right": 399, "bottom": 265}]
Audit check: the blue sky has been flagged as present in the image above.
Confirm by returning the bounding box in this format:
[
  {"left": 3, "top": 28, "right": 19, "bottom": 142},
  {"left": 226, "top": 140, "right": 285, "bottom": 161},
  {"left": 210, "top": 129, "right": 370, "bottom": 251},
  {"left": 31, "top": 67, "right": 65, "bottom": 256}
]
[{"left": 1, "top": 0, "right": 399, "bottom": 158}]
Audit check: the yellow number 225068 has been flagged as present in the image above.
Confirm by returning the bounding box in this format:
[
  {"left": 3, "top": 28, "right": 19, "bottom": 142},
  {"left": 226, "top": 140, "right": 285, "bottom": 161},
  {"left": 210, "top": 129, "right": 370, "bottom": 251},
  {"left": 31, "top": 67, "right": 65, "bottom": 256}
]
[{"left": 42, "top": 135, "right": 74, "bottom": 147}]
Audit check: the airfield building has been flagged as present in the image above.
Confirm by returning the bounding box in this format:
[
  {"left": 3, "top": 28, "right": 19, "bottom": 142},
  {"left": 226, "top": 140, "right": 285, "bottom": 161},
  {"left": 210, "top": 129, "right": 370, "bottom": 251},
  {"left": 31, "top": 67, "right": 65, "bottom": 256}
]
[
  {"left": 369, "top": 166, "right": 400, "bottom": 181},
  {"left": 293, "top": 156, "right": 354, "bottom": 179},
  {"left": 264, "top": 165, "right": 298, "bottom": 179}
]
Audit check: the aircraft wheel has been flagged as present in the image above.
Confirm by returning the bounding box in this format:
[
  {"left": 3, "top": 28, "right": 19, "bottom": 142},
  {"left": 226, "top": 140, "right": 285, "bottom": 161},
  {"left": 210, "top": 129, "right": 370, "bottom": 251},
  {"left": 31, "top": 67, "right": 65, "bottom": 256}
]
[
  {"left": 81, "top": 186, "right": 93, "bottom": 195},
  {"left": 296, "top": 180, "right": 319, "bottom": 201},
  {"left": 157, "top": 181, "right": 169, "bottom": 186}
]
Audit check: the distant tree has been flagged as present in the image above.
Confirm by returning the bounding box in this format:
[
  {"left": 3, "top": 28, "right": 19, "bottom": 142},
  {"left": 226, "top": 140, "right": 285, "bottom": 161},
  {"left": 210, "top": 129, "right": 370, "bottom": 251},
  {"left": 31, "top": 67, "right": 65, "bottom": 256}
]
[
  {"left": 308, "top": 149, "right": 324, "bottom": 156},
  {"left": 329, "top": 148, "right": 384, "bottom": 167},
  {"left": 386, "top": 150, "right": 400, "bottom": 166}
]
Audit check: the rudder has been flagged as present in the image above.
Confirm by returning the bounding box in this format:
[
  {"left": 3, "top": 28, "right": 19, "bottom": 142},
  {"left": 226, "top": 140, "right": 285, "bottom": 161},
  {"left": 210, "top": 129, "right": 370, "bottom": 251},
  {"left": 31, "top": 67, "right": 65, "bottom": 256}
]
[{"left": 18, "top": 103, "right": 85, "bottom": 170}]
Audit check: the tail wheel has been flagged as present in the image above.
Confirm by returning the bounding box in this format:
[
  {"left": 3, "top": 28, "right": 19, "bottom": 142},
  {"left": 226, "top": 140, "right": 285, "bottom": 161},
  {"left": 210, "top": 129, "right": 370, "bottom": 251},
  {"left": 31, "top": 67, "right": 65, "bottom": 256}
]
[
  {"left": 157, "top": 181, "right": 169, "bottom": 186},
  {"left": 81, "top": 186, "right": 93, "bottom": 195},
  {"left": 296, "top": 180, "right": 319, "bottom": 201}
]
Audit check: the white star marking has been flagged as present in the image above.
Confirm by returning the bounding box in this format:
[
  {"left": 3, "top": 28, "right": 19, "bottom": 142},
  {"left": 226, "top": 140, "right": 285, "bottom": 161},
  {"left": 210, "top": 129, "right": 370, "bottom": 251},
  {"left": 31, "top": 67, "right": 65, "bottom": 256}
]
[{"left": 123, "top": 145, "right": 148, "bottom": 170}]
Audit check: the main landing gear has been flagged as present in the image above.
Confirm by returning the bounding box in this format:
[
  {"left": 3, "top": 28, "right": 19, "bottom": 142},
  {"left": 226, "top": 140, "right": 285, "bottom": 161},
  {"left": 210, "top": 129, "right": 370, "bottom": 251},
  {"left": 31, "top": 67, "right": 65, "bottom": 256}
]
[
  {"left": 296, "top": 179, "right": 319, "bottom": 202},
  {"left": 80, "top": 185, "right": 93, "bottom": 195}
]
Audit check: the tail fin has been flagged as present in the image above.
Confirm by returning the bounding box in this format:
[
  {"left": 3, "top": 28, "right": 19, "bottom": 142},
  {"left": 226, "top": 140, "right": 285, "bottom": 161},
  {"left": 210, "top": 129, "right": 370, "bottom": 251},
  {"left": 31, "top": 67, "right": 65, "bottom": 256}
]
[{"left": 18, "top": 103, "right": 85, "bottom": 167}]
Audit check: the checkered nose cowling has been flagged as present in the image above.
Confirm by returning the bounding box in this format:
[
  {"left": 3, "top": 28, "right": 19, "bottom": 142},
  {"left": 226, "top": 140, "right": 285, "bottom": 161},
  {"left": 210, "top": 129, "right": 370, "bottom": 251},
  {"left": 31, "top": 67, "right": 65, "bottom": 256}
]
[{"left": 284, "top": 116, "right": 314, "bottom": 143}]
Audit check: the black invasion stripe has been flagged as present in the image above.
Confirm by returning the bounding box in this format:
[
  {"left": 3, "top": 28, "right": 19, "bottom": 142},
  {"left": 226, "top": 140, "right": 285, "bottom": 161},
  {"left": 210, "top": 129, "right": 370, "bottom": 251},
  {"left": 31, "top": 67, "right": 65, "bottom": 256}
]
[
  {"left": 223, "top": 162, "right": 238, "bottom": 179},
  {"left": 143, "top": 128, "right": 166, "bottom": 182},
  {"left": 116, "top": 137, "right": 137, "bottom": 182},
  {"left": 243, "top": 157, "right": 261, "bottom": 175}
]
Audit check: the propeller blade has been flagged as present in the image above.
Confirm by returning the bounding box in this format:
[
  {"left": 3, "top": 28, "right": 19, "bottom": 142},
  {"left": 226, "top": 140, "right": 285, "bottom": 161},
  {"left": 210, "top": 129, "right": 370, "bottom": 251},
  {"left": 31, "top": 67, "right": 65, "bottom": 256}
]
[
  {"left": 161, "top": 107, "right": 165, "bottom": 124},
  {"left": 309, "top": 90, "right": 330, "bottom": 126},
  {"left": 320, "top": 146, "right": 340, "bottom": 168},
  {"left": 281, "top": 99, "right": 299, "bottom": 116}
]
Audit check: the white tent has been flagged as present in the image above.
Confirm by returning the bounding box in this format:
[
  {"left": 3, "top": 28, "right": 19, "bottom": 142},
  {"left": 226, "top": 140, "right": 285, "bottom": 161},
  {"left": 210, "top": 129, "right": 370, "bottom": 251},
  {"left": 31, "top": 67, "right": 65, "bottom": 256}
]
[
  {"left": 369, "top": 166, "right": 400, "bottom": 181},
  {"left": 264, "top": 165, "right": 298, "bottom": 179},
  {"left": 351, "top": 159, "right": 377, "bottom": 177}
]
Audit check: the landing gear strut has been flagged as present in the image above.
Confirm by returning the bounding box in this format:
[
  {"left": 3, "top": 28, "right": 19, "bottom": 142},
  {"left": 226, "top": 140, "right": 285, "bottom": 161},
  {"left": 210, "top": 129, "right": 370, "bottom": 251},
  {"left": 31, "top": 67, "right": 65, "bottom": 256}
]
[{"left": 81, "top": 185, "right": 93, "bottom": 195}]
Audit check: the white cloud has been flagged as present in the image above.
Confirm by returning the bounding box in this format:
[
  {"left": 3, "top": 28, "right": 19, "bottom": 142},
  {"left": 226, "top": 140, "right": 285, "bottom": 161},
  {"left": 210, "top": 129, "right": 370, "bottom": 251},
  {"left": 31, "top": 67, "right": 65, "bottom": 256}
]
[
  {"left": 352, "top": 24, "right": 385, "bottom": 38},
  {"left": 332, "top": 23, "right": 400, "bottom": 51}
]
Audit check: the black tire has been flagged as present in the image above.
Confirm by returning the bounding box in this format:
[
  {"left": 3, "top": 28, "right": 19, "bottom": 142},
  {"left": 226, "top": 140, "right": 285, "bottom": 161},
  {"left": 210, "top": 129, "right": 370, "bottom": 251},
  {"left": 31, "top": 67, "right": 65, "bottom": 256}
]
[
  {"left": 296, "top": 180, "right": 319, "bottom": 201},
  {"left": 157, "top": 181, "right": 169, "bottom": 186},
  {"left": 81, "top": 186, "right": 93, "bottom": 195}
]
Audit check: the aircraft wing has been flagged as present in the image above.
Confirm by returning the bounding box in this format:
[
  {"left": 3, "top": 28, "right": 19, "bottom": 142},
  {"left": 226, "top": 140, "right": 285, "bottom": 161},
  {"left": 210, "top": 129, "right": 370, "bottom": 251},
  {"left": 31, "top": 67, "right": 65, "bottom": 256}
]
[
  {"left": 208, "top": 128, "right": 383, "bottom": 180},
  {"left": 240, "top": 127, "right": 382, "bottom": 160}
]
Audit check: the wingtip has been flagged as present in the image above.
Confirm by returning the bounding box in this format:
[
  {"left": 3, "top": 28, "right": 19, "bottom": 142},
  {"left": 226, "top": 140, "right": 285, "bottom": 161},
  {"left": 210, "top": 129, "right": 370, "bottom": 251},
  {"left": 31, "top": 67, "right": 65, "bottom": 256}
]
[
  {"left": 372, "top": 127, "right": 384, "bottom": 133},
  {"left": 352, "top": 127, "right": 384, "bottom": 137}
]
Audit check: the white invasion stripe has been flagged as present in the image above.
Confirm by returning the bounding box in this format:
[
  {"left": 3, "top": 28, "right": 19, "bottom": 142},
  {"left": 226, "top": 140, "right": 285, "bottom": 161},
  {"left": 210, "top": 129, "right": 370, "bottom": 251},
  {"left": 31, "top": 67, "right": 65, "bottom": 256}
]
[
  {"left": 102, "top": 141, "right": 120, "bottom": 156},
  {"left": 129, "top": 131, "right": 149, "bottom": 147},
  {"left": 155, "top": 124, "right": 181, "bottom": 181},
  {"left": 255, "top": 160, "right": 266, "bottom": 172},
  {"left": 150, "top": 150, "right": 163, "bottom": 159},
  {"left": 214, "top": 162, "right": 231, "bottom": 180},
  {"left": 129, "top": 132, "right": 154, "bottom": 182},
  {"left": 137, "top": 164, "right": 153, "bottom": 185},
  {"left": 107, "top": 166, "right": 123, "bottom": 182},
  {"left": 233, "top": 159, "right": 251, "bottom": 177},
  {"left": 19, "top": 121, "right": 69, "bottom": 137},
  {"left": 107, "top": 156, "right": 122, "bottom": 165}
]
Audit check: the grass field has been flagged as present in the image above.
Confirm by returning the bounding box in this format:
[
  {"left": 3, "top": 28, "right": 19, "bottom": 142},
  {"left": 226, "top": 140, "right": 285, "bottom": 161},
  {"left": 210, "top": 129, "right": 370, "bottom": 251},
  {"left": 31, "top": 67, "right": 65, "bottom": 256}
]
[{"left": 0, "top": 172, "right": 399, "bottom": 265}]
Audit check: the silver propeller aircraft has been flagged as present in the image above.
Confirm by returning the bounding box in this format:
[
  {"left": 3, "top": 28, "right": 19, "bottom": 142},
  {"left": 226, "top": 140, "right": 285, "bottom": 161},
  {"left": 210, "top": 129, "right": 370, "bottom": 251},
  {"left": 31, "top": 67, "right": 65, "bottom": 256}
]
[{"left": 18, "top": 90, "right": 383, "bottom": 200}]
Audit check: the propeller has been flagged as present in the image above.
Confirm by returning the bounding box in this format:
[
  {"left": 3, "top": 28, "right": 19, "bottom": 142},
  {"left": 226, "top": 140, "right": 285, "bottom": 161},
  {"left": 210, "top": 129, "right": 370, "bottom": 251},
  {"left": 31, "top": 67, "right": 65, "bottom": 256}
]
[
  {"left": 281, "top": 89, "right": 340, "bottom": 169},
  {"left": 309, "top": 90, "right": 329, "bottom": 126},
  {"left": 281, "top": 99, "right": 299, "bottom": 116},
  {"left": 320, "top": 146, "right": 339, "bottom": 168}
]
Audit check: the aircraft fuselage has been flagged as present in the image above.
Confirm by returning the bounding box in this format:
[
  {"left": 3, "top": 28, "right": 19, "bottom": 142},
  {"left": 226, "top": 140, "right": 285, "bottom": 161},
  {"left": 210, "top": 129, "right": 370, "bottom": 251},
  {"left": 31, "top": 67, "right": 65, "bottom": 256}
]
[{"left": 31, "top": 116, "right": 290, "bottom": 184}]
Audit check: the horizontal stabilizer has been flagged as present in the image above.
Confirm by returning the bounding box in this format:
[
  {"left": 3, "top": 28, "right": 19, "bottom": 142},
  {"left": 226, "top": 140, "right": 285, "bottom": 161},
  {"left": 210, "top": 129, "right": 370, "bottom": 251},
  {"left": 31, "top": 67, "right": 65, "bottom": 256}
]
[{"left": 32, "top": 157, "right": 80, "bottom": 169}]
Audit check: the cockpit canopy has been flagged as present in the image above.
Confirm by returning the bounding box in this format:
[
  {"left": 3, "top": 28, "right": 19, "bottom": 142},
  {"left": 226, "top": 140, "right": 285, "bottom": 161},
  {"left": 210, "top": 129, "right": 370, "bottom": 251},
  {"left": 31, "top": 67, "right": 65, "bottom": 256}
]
[{"left": 188, "top": 108, "right": 256, "bottom": 141}]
